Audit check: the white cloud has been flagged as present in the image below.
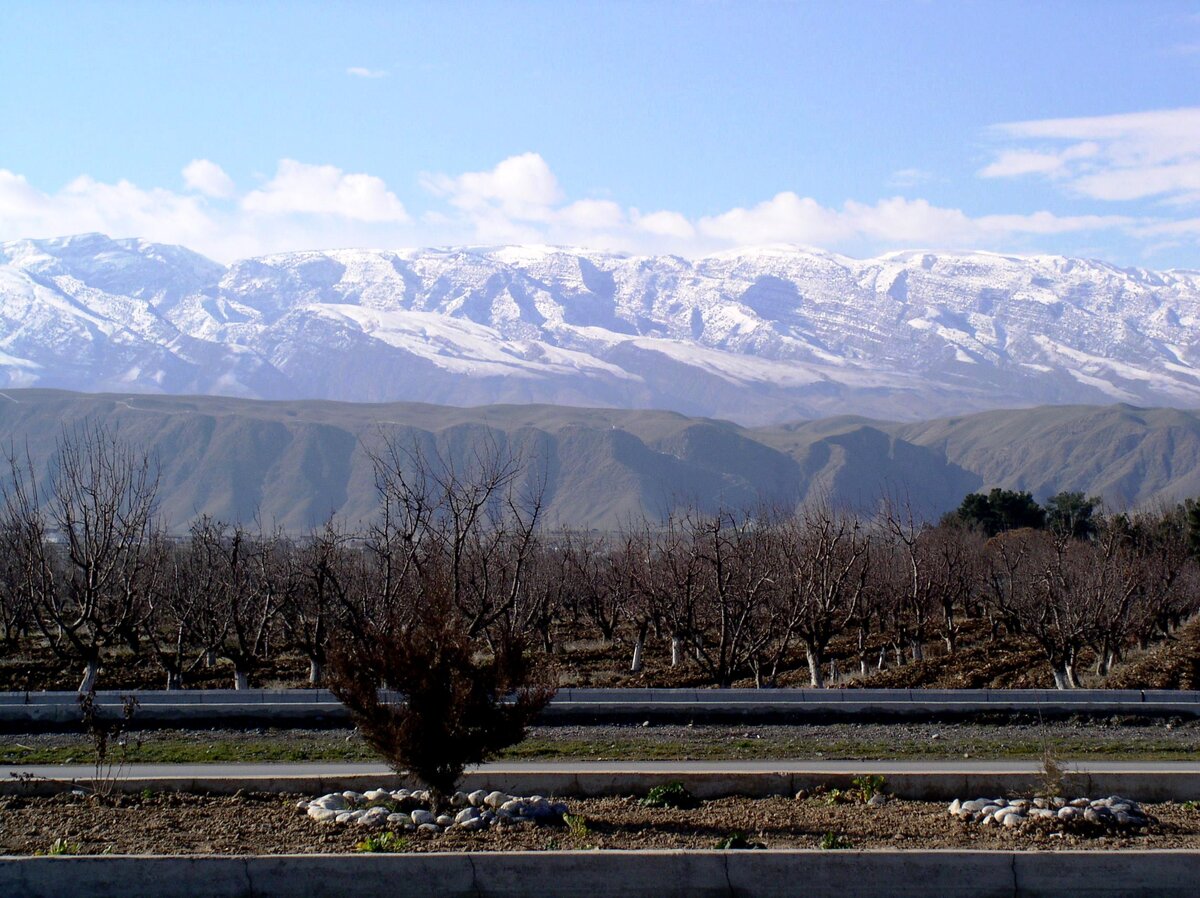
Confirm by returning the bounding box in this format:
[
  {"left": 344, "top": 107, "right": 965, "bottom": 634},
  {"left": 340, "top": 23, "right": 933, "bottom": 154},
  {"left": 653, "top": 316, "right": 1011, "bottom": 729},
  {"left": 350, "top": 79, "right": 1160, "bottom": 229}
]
[
  {"left": 242, "top": 159, "right": 409, "bottom": 222},
  {"left": 0, "top": 168, "right": 216, "bottom": 247},
  {"left": 0, "top": 152, "right": 1169, "bottom": 264},
  {"left": 982, "top": 107, "right": 1200, "bottom": 204},
  {"left": 346, "top": 66, "right": 387, "bottom": 79},
  {"left": 557, "top": 199, "right": 624, "bottom": 231},
  {"left": 425, "top": 152, "right": 564, "bottom": 222},
  {"left": 634, "top": 209, "right": 696, "bottom": 239},
  {"left": 182, "top": 159, "right": 235, "bottom": 198},
  {"left": 697, "top": 192, "right": 1129, "bottom": 249}
]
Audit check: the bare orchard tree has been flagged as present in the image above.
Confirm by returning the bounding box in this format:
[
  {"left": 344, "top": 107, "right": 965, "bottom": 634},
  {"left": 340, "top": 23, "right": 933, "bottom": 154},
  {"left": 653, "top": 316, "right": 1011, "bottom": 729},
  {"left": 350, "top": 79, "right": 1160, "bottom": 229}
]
[
  {"left": 777, "top": 506, "right": 870, "bottom": 688},
  {"left": 283, "top": 519, "right": 358, "bottom": 685},
  {"left": 4, "top": 427, "right": 160, "bottom": 693},
  {"left": 0, "top": 514, "right": 33, "bottom": 647},
  {"left": 685, "top": 509, "right": 777, "bottom": 688},
  {"left": 191, "top": 519, "right": 290, "bottom": 690}
]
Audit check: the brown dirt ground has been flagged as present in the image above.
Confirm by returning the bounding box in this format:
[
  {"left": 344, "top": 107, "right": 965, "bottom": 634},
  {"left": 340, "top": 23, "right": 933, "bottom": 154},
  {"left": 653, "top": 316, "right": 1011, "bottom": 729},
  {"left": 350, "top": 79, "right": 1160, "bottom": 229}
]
[
  {"left": 5, "top": 616, "right": 1200, "bottom": 693},
  {"left": 2, "top": 792, "right": 1200, "bottom": 855}
]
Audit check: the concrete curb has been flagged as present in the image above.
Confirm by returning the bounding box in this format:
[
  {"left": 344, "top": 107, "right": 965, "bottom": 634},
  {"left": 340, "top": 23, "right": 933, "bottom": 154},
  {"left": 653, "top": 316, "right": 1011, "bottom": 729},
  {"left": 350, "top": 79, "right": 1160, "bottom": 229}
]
[
  {"left": 6, "top": 769, "right": 1200, "bottom": 802},
  {"left": 2, "top": 850, "right": 1199, "bottom": 897}
]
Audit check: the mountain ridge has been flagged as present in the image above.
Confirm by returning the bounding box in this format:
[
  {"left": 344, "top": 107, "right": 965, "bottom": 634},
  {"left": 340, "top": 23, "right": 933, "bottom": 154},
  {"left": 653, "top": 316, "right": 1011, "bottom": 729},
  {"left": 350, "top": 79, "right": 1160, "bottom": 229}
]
[
  {"left": 2, "top": 234, "right": 1200, "bottom": 424},
  {"left": 0, "top": 389, "right": 1197, "bottom": 531}
]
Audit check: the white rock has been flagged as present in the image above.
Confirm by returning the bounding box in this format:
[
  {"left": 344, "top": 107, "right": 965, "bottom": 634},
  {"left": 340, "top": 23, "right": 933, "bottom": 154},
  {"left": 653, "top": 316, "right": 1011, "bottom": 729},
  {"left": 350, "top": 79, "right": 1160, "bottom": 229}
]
[
  {"left": 364, "top": 790, "right": 391, "bottom": 802},
  {"left": 295, "top": 799, "right": 310, "bottom": 812},
  {"left": 1002, "top": 812, "right": 1022, "bottom": 828},
  {"left": 411, "top": 809, "right": 435, "bottom": 826},
  {"left": 1058, "top": 807, "right": 1080, "bottom": 820},
  {"left": 948, "top": 799, "right": 962, "bottom": 816},
  {"left": 450, "top": 792, "right": 470, "bottom": 808},
  {"left": 468, "top": 790, "right": 489, "bottom": 807},
  {"left": 485, "top": 791, "right": 511, "bottom": 810},
  {"left": 458, "top": 817, "right": 487, "bottom": 832},
  {"left": 387, "top": 813, "right": 411, "bottom": 826},
  {"left": 307, "top": 807, "right": 339, "bottom": 823},
  {"left": 342, "top": 791, "right": 365, "bottom": 805},
  {"left": 361, "top": 807, "right": 391, "bottom": 824},
  {"left": 455, "top": 807, "right": 481, "bottom": 824},
  {"left": 417, "top": 823, "right": 441, "bottom": 834},
  {"left": 310, "top": 794, "right": 347, "bottom": 811},
  {"left": 335, "top": 812, "right": 354, "bottom": 824}
]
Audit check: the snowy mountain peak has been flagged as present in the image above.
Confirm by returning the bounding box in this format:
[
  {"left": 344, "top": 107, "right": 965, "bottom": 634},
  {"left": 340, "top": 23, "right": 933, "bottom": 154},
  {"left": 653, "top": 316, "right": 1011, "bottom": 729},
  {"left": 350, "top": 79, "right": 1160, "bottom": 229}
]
[{"left": 0, "top": 233, "right": 1198, "bottom": 424}]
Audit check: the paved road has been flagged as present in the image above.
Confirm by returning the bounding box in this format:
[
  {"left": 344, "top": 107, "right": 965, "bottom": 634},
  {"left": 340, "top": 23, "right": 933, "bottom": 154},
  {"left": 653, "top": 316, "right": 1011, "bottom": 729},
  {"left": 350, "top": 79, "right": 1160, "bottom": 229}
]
[{"left": 9, "top": 759, "right": 1200, "bottom": 781}]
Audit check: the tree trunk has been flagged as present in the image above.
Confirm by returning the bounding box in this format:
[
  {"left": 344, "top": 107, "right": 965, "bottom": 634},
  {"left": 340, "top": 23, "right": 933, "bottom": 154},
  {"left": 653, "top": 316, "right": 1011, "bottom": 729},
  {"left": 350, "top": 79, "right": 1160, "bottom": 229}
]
[
  {"left": 630, "top": 637, "right": 644, "bottom": 674},
  {"left": 204, "top": 649, "right": 217, "bottom": 668},
  {"left": 805, "top": 645, "right": 824, "bottom": 688},
  {"left": 234, "top": 669, "right": 250, "bottom": 691},
  {"left": 1051, "top": 666, "right": 1072, "bottom": 690},
  {"left": 308, "top": 658, "right": 323, "bottom": 685},
  {"left": 165, "top": 670, "right": 183, "bottom": 691},
  {"left": 670, "top": 637, "right": 682, "bottom": 667},
  {"left": 78, "top": 658, "right": 99, "bottom": 695}
]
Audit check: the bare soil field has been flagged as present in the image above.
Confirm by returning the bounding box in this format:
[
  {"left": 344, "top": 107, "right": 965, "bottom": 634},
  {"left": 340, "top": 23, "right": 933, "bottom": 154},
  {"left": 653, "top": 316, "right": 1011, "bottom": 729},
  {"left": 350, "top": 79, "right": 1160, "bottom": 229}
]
[
  {"left": 5, "top": 618, "right": 1199, "bottom": 694},
  {"left": 2, "top": 792, "right": 1200, "bottom": 856}
]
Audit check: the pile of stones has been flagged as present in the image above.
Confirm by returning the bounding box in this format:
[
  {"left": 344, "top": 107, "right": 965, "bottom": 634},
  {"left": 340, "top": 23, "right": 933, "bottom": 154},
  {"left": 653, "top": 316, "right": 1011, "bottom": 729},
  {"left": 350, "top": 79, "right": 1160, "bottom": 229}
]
[
  {"left": 300, "top": 788, "right": 569, "bottom": 834},
  {"left": 948, "top": 796, "right": 1152, "bottom": 832}
]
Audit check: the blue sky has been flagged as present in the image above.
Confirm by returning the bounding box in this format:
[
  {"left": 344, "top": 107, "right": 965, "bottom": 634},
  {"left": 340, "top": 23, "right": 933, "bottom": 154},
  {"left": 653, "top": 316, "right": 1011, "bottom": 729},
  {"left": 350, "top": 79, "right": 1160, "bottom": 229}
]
[{"left": 3, "top": 0, "right": 1200, "bottom": 266}]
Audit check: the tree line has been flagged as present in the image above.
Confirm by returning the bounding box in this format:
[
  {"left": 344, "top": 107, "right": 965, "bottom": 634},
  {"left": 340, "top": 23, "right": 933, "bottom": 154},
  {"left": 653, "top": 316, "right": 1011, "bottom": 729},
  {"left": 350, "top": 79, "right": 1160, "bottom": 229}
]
[{"left": 2, "top": 425, "right": 1198, "bottom": 693}]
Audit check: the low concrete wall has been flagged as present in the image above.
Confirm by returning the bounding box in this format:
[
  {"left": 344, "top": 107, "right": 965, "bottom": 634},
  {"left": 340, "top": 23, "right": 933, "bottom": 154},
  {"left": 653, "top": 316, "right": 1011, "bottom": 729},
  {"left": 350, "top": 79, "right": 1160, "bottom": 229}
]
[
  {"left": 4, "top": 686, "right": 1199, "bottom": 731},
  {"left": 1, "top": 850, "right": 1197, "bottom": 898},
  {"left": 7, "top": 769, "right": 1200, "bottom": 802}
]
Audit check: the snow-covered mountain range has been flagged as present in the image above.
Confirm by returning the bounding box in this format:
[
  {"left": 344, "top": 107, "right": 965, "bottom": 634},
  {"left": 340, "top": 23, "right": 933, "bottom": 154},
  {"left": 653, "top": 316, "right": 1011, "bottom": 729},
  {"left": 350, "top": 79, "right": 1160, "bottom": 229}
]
[{"left": 2, "top": 233, "right": 1199, "bottom": 424}]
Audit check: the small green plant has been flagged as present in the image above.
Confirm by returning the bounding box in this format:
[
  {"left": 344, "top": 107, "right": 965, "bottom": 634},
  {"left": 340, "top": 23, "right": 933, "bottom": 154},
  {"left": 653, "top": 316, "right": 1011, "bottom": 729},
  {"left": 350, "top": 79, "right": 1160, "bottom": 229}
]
[
  {"left": 851, "top": 775, "right": 886, "bottom": 803},
  {"left": 563, "top": 813, "right": 590, "bottom": 839},
  {"left": 819, "top": 832, "right": 852, "bottom": 850},
  {"left": 715, "top": 831, "right": 764, "bottom": 850},
  {"left": 822, "top": 787, "right": 849, "bottom": 806},
  {"left": 36, "top": 838, "right": 83, "bottom": 856},
  {"left": 140, "top": 787, "right": 154, "bottom": 801},
  {"left": 641, "top": 781, "right": 698, "bottom": 809},
  {"left": 1182, "top": 800, "right": 1198, "bottom": 811},
  {"left": 355, "top": 831, "right": 409, "bottom": 853}
]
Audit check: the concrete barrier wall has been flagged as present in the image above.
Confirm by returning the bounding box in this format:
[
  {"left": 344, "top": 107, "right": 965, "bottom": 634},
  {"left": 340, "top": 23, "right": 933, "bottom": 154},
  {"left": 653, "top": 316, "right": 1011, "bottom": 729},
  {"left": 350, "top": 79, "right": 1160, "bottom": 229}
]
[
  {"left": 4, "top": 687, "right": 1198, "bottom": 731},
  {"left": 2, "top": 850, "right": 1198, "bottom": 898},
  {"left": 6, "top": 770, "right": 1200, "bottom": 802}
]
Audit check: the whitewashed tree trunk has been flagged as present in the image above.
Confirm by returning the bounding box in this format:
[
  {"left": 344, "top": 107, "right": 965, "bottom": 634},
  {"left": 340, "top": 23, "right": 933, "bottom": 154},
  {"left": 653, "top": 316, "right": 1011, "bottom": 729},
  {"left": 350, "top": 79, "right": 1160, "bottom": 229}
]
[
  {"left": 78, "top": 659, "right": 99, "bottom": 695},
  {"left": 309, "top": 659, "right": 323, "bottom": 685},
  {"left": 671, "top": 637, "right": 682, "bottom": 667},
  {"left": 805, "top": 646, "right": 824, "bottom": 688},
  {"left": 630, "top": 638, "right": 644, "bottom": 673},
  {"left": 234, "top": 670, "right": 250, "bottom": 691}
]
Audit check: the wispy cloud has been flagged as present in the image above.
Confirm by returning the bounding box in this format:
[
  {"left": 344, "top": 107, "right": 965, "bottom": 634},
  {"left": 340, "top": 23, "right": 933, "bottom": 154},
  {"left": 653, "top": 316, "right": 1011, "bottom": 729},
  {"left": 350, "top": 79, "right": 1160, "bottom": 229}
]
[
  {"left": 346, "top": 66, "right": 387, "bottom": 79},
  {"left": 888, "top": 168, "right": 934, "bottom": 188},
  {"left": 981, "top": 107, "right": 1200, "bottom": 205}
]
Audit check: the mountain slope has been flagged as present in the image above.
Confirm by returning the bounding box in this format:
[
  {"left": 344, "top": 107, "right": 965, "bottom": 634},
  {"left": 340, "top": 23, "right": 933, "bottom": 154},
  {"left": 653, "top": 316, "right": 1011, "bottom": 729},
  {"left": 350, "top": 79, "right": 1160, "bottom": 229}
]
[
  {"left": 1, "top": 391, "right": 1198, "bottom": 530},
  {"left": 2, "top": 235, "right": 1199, "bottom": 423}
]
